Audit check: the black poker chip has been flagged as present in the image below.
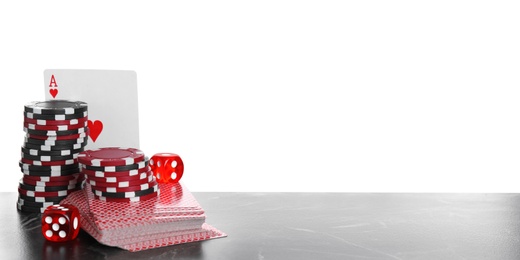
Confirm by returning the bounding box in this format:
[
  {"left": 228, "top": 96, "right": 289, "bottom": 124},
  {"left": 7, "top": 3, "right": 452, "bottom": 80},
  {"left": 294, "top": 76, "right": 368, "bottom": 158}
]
[
  {"left": 21, "top": 152, "right": 77, "bottom": 162},
  {"left": 24, "top": 110, "right": 88, "bottom": 120},
  {"left": 24, "top": 136, "right": 88, "bottom": 146},
  {"left": 24, "top": 100, "right": 88, "bottom": 115},
  {"left": 21, "top": 146, "right": 84, "bottom": 157},
  {"left": 19, "top": 161, "right": 79, "bottom": 171},
  {"left": 23, "top": 142, "right": 86, "bottom": 152},
  {"left": 92, "top": 184, "right": 158, "bottom": 198},
  {"left": 17, "top": 197, "right": 56, "bottom": 208},
  {"left": 16, "top": 203, "right": 46, "bottom": 213},
  {"left": 23, "top": 126, "right": 87, "bottom": 136},
  {"left": 81, "top": 160, "right": 149, "bottom": 172},
  {"left": 21, "top": 169, "right": 80, "bottom": 177},
  {"left": 17, "top": 193, "right": 67, "bottom": 203}
]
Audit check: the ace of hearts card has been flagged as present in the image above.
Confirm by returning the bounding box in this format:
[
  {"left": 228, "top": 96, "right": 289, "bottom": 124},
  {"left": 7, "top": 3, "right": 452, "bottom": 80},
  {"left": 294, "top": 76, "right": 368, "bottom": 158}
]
[{"left": 43, "top": 69, "right": 140, "bottom": 150}]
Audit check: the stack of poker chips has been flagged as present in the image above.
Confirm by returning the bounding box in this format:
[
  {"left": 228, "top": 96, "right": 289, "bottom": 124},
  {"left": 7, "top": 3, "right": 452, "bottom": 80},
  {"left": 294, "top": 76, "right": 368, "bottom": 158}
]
[
  {"left": 17, "top": 100, "right": 88, "bottom": 213},
  {"left": 77, "top": 147, "right": 159, "bottom": 202}
]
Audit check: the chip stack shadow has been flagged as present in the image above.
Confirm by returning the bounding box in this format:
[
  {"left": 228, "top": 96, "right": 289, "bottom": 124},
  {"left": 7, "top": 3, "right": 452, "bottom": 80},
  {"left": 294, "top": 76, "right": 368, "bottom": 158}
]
[{"left": 17, "top": 100, "right": 89, "bottom": 213}]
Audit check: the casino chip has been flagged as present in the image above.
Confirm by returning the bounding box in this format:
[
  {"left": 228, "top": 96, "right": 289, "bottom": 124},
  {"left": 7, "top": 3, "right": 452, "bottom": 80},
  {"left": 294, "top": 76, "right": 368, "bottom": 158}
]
[
  {"left": 94, "top": 190, "right": 159, "bottom": 202},
  {"left": 26, "top": 132, "right": 88, "bottom": 141},
  {"left": 17, "top": 203, "right": 47, "bottom": 213},
  {"left": 92, "top": 183, "right": 158, "bottom": 198},
  {"left": 82, "top": 166, "right": 150, "bottom": 178},
  {"left": 78, "top": 147, "right": 145, "bottom": 167},
  {"left": 84, "top": 171, "right": 151, "bottom": 183},
  {"left": 17, "top": 100, "right": 88, "bottom": 213},
  {"left": 24, "top": 100, "right": 88, "bottom": 115},
  {"left": 17, "top": 198, "right": 55, "bottom": 208},
  {"left": 24, "top": 110, "right": 87, "bottom": 120},
  {"left": 90, "top": 180, "right": 158, "bottom": 193},
  {"left": 23, "top": 126, "right": 87, "bottom": 136},
  {"left": 21, "top": 152, "right": 78, "bottom": 162},
  {"left": 19, "top": 179, "right": 78, "bottom": 192},
  {"left": 24, "top": 121, "right": 87, "bottom": 131},
  {"left": 23, "top": 142, "right": 85, "bottom": 152},
  {"left": 24, "top": 116, "right": 88, "bottom": 126},
  {"left": 21, "top": 146, "right": 84, "bottom": 156},
  {"left": 81, "top": 160, "right": 148, "bottom": 172},
  {"left": 23, "top": 174, "right": 78, "bottom": 182},
  {"left": 22, "top": 176, "right": 83, "bottom": 187},
  {"left": 20, "top": 158, "right": 77, "bottom": 166},
  {"left": 85, "top": 174, "right": 155, "bottom": 188}
]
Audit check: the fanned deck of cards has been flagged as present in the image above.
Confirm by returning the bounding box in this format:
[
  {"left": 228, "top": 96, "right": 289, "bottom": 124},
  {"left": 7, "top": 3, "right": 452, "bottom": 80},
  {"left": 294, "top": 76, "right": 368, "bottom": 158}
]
[{"left": 61, "top": 182, "right": 226, "bottom": 251}]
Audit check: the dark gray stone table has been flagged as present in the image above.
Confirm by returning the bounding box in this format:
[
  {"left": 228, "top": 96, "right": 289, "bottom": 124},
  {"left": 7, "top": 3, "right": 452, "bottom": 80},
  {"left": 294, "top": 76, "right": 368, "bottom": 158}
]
[{"left": 1, "top": 192, "right": 519, "bottom": 259}]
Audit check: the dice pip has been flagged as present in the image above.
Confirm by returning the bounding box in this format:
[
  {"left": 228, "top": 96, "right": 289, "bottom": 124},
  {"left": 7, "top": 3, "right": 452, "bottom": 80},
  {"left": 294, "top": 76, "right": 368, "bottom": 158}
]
[{"left": 41, "top": 204, "right": 80, "bottom": 242}]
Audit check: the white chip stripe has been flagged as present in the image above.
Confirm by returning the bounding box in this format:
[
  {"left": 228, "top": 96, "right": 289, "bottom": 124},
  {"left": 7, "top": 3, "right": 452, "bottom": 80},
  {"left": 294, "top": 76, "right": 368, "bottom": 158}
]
[{"left": 34, "top": 108, "right": 42, "bottom": 114}]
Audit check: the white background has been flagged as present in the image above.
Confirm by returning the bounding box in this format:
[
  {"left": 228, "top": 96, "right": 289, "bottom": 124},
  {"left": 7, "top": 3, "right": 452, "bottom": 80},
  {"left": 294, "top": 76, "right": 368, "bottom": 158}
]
[{"left": 0, "top": 1, "right": 519, "bottom": 192}]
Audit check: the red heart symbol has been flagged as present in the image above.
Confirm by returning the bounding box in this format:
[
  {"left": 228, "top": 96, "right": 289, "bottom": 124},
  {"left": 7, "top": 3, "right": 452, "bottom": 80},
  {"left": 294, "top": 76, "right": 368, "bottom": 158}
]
[
  {"left": 49, "top": 88, "right": 58, "bottom": 98},
  {"left": 87, "top": 120, "right": 103, "bottom": 142}
]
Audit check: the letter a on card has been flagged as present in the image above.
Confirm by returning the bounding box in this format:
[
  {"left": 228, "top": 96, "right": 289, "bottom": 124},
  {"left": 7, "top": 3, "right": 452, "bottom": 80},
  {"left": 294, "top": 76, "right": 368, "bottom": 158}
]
[{"left": 43, "top": 69, "right": 140, "bottom": 150}]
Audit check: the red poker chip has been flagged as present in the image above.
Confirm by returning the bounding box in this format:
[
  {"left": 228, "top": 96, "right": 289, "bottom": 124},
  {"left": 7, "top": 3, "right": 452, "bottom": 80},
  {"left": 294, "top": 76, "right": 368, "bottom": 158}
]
[
  {"left": 94, "top": 190, "right": 159, "bottom": 202},
  {"left": 24, "top": 121, "right": 87, "bottom": 131},
  {"left": 24, "top": 116, "right": 88, "bottom": 126},
  {"left": 78, "top": 147, "right": 145, "bottom": 167},
  {"left": 19, "top": 180, "right": 78, "bottom": 192},
  {"left": 18, "top": 185, "right": 80, "bottom": 197},
  {"left": 23, "top": 174, "right": 79, "bottom": 182},
  {"left": 81, "top": 166, "right": 150, "bottom": 178},
  {"left": 26, "top": 132, "right": 88, "bottom": 141},
  {"left": 21, "top": 158, "right": 77, "bottom": 166},
  {"left": 22, "top": 176, "right": 83, "bottom": 187},
  {"left": 86, "top": 174, "right": 155, "bottom": 188},
  {"left": 90, "top": 180, "right": 158, "bottom": 193},
  {"left": 84, "top": 171, "right": 151, "bottom": 183}
]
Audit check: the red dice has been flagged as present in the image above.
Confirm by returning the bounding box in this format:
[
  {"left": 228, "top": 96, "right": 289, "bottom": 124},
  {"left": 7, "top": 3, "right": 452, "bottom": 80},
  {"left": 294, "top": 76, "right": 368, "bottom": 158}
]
[
  {"left": 150, "top": 153, "right": 184, "bottom": 183},
  {"left": 41, "top": 204, "right": 80, "bottom": 242}
]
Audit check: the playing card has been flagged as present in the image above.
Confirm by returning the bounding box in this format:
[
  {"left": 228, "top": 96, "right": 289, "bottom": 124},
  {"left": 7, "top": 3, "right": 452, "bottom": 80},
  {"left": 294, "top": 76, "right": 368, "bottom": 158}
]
[{"left": 43, "top": 69, "right": 140, "bottom": 150}]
